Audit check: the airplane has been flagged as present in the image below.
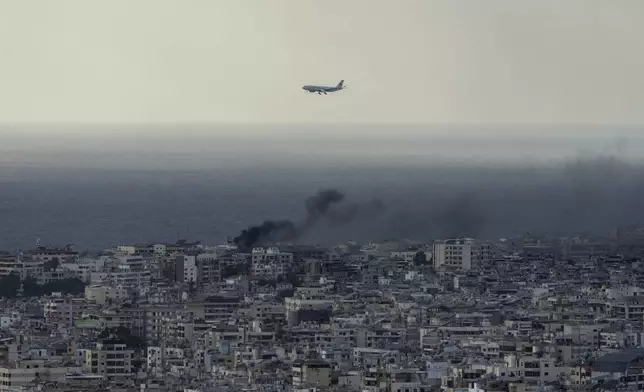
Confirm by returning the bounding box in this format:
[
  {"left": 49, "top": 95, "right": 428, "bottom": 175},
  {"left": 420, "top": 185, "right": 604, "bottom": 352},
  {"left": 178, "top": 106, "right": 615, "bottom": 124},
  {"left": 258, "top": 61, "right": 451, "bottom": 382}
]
[{"left": 302, "top": 80, "right": 345, "bottom": 95}]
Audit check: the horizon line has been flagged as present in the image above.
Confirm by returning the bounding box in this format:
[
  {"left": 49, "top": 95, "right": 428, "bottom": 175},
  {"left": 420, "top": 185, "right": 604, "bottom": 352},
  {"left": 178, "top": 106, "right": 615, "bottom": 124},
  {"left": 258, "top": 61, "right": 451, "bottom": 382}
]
[{"left": 2, "top": 121, "right": 644, "bottom": 129}]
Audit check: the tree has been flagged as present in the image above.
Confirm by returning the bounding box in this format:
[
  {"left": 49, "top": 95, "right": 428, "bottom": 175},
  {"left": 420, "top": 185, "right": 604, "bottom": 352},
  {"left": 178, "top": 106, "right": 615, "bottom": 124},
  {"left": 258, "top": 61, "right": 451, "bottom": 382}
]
[
  {"left": 413, "top": 251, "right": 428, "bottom": 265},
  {"left": 41, "top": 278, "right": 85, "bottom": 295},
  {"left": 0, "top": 274, "right": 21, "bottom": 298},
  {"left": 132, "top": 359, "right": 144, "bottom": 373},
  {"left": 285, "top": 271, "right": 301, "bottom": 287},
  {"left": 0, "top": 274, "right": 85, "bottom": 298},
  {"left": 22, "top": 276, "right": 43, "bottom": 297},
  {"left": 162, "top": 267, "right": 175, "bottom": 282},
  {"left": 256, "top": 279, "right": 277, "bottom": 288},
  {"left": 276, "top": 288, "right": 295, "bottom": 301},
  {"left": 43, "top": 257, "right": 60, "bottom": 271},
  {"left": 99, "top": 326, "right": 145, "bottom": 352},
  {"left": 222, "top": 264, "right": 246, "bottom": 279}
]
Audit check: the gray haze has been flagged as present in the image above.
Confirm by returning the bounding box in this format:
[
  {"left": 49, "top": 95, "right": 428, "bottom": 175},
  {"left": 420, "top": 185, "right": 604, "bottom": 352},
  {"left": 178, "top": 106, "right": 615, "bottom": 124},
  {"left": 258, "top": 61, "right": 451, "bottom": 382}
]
[
  {"left": 1, "top": 0, "right": 644, "bottom": 124},
  {"left": 2, "top": 0, "right": 644, "bottom": 249},
  {"left": 2, "top": 126, "right": 644, "bottom": 250}
]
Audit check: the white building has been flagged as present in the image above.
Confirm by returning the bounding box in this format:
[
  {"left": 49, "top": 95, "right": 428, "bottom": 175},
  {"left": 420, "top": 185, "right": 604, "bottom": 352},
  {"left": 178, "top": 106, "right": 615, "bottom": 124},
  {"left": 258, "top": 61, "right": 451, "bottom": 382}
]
[
  {"left": 27, "top": 245, "right": 79, "bottom": 263},
  {"left": 433, "top": 238, "right": 491, "bottom": 271},
  {"left": 292, "top": 359, "right": 332, "bottom": 388},
  {"left": 251, "top": 247, "right": 293, "bottom": 279},
  {"left": 0, "top": 256, "right": 20, "bottom": 277},
  {"left": 44, "top": 296, "right": 85, "bottom": 326},
  {"left": 177, "top": 254, "right": 199, "bottom": 284},
  {"left": 390, "top": 250, "right": 431, "bottom": 263},
  {"left": 0, "top": 312, "right": 21, "bottom": 330},
  {"left": 0, "top": 360, "right": 82, "bottom": 392},
  {"left": 61, "top": 257, "right": 106, "bottom": 283},
  {"left": 85, "top": 285, "right": 129, "bottom": 305},
  {"left": 90, "top": 268, "right": 151, "bottom": 289},
  {"left": 0, "top": 257, "right": 43, "bottom": 280},
  {"left": 85, "top": 340, "right": 135, "bottom": 382}
]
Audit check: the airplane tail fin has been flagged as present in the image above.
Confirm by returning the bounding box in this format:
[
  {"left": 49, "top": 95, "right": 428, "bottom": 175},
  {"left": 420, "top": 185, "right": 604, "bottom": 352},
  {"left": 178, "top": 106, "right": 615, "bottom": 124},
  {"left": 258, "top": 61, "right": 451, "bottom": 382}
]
[{"left": 337, "top": 80, "right": 344, "bottom": 89}]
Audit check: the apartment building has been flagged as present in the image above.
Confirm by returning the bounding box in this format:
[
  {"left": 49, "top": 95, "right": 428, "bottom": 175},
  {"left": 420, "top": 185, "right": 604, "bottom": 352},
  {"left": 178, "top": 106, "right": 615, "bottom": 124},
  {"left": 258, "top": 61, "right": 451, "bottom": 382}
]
[
  {"left": 433, "top": 239, "right": 491, "bottom": 271},
  {"left": 85, "top": 340, "right": 134, "bottom": 382},
  {"left": 291, "top": 359, "right": 332, "bottom": 388},
  {"left": 44, "top": 296, "right": 85, "bottom": 326},
  {"left": 0, "top": 360, "right": 81, "bottom": 392},
  {"left": 251, "top": 247, "right": 293, "bottom": 279}
]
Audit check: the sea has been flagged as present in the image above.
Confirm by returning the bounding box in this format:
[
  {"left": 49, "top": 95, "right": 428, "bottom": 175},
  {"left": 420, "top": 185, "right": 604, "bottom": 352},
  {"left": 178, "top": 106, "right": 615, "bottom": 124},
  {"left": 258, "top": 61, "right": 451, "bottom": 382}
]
[{"left": 1, "top": 125, "right": 644, "bottom": 251}]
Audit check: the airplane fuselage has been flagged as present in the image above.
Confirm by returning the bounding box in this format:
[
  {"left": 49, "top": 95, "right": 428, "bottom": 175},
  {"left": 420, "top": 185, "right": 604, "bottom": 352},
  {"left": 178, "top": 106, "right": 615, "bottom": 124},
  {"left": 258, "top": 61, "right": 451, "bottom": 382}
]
[
  {"left": 302, "top": 85, "right": 341, "bottom": 93},
  {"left": 302, "top": 80, "right": 345, "bottom": 95}
]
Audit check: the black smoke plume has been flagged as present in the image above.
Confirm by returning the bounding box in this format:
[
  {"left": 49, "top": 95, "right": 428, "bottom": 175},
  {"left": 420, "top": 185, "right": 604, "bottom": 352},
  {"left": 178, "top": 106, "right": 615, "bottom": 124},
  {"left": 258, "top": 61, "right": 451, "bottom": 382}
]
[
  {"left": 326, "top": 198, "right": 386, "bottom": 224},
  {"left": 302, "top": 189, "right": 345, "bottom": 230},
  {"left": 302, "top": 156, "right": 644, "bottom": 245},
  {"left": 233, "top": 220, "right": 297, "bottom": 251},
  {"left": 233, "top": 188, "right": 382, "bottom": 251},
  {"left": 438, "top": 193, "right": 485, "bottom": 238}
]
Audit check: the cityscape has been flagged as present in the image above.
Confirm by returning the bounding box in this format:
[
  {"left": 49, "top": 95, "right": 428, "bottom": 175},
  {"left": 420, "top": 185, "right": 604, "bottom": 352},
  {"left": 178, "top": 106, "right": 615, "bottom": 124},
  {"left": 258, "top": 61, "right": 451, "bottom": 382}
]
[
  {"left": 2, "top": 1, "right": 644, "bottom": 392},
  {"left": 0, "top": 226, "right": 643, "bottom": 391}
]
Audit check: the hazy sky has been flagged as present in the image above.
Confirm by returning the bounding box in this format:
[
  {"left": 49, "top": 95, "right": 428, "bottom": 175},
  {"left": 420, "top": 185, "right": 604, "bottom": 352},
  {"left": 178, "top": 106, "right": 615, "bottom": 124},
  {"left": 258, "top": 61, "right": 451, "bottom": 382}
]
[{"left": 1, "top": 0, "right": 643, "bottom": 125}]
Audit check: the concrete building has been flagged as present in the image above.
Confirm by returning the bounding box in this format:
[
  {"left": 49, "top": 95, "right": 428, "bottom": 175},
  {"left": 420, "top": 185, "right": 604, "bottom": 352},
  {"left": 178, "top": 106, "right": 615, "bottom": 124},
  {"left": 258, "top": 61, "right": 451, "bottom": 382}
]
[
  {"left": 26, "top": 245, "right": 79, "bottom": 264},
  {"left": 291, "top": 359, "right": 332, "bottom": 388},
  {"left": 43, "top": 296, "right": 85, "bottom": 326},
  {"left": 0, "top": 360, "right": 81, "bottom": 392},
  {"left": 433, "top": 239, "right": 491, "bottom": 271},
  {"left": 85, "top": 340, "right": 135, "bottom": 382},
  {"left": 252, "top": 247, "right": 293, "bottom": 279},
  {"left": 176, "top": 254, "right": 199, "bottom": 285}
]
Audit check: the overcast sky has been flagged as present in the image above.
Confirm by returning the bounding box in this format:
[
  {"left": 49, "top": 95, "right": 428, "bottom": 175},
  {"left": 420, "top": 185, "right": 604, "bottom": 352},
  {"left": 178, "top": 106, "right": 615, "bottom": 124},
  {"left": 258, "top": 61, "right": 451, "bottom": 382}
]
[{"left": 1, "top": 0, "right": 643, "bottom": 126}]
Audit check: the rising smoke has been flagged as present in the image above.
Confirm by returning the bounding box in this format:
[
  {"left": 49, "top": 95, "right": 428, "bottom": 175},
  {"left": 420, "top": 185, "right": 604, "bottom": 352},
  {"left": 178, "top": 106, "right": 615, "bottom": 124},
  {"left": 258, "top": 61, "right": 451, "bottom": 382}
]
[
  {"left": 232, "top": 220, "right": 298, "bottom": 251},
  {"left": 233, "top": 188, "right": 385, "bottom": 250},
  {"left": 235, "top": 157, "right": 644, "bottom": 249},
  {"left": 287, "top": 156, "right": 644, "bottom": 245}
]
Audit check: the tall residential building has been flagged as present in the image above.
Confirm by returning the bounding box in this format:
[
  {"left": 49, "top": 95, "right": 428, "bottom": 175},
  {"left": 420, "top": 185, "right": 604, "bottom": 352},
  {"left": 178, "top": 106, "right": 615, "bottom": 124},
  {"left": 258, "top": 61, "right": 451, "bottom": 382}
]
[
  {"left": 176, "top": 254, "right": 199, "bottom": 284},
  {"left": 614, "top": 226, "right": 644, "bottom": 245},
  {"left": 291, "top": 359, "right": 332, "bottom": 388},
  {"left": 251, "top": 247, "right": 293, "bottom": 279},
  {"left": 0, "top": 255, "right": 19, "bottom": 277},
  {"left": 433, "top": 238, "right": 490, "bottom": 271},
  {"left": 26, "top": 245, "right": 79, "bottom": 263},
  {"left": 85, "top": 340, "right": 135, "bottom": 383},
  {"left": 44, "top": 296, "right": 85, "bottom": 326}
]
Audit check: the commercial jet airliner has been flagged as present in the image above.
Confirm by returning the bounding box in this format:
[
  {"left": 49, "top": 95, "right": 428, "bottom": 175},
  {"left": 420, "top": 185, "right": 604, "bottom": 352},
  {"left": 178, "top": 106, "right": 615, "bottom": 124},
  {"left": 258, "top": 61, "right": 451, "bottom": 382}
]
[{"left": 302, "top": 80, "right": 345, "bottom": 95}]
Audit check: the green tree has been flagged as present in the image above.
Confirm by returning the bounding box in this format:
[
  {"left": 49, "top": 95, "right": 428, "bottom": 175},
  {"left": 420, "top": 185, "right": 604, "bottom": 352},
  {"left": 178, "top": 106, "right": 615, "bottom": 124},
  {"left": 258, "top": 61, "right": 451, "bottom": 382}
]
[
  {"left": 22, "top": 276, "right": 43, "bottom": 297},
  {"left": 41, "top": 278, "right": 85, "bottom": 295},
  {"left": 43, "top": 257, "right": 60, "bottom": 271},
  {"left": 413, "top": 251, "right": 428, "bottom": 265},
  {"left": 19, "top": 277, "right": 85, "bottom": 297},
  {"left": 0, "top": 274, "right": 21, "bottom": 298},
  {"left": 276, "top": 288, "right": 295, "bottom": 301},
  {"left": 285, "top": 271, "right": 301, "bottom": 287},
  {"left": 222, "top": 264, "right": 247, "bottom": 279},
  {"left": 99, "top": 326, "right": 145, "bottom": 352},
  {"left": 256, "top": 279, "right": 277, "bottom": 288}
]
